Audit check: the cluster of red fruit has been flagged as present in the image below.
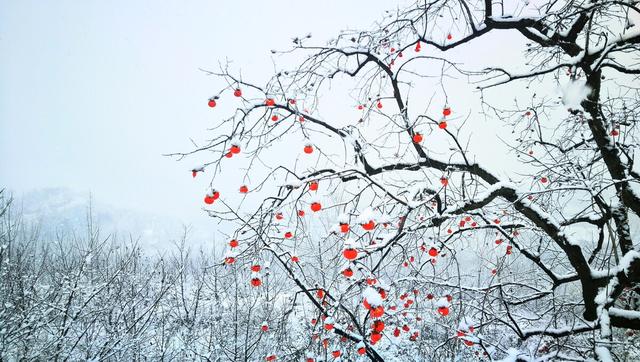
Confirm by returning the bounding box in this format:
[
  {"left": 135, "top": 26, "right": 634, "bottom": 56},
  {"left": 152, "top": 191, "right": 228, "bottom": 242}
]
[
  {"left": 206, "top": 88, "right": 477, "bottom": 351},
  {"left": 409, "top": 106, "right": 451, "bottom": 145},
  {"left": 207, "top": 85, "right": 244, "bottom": 108},
  {"left": 224, "top": 143, "right": 241, "bottom": 159},
  {"left": 250, "top": 264, "right": 262, "bottom": 287},
  {"left": 457, "top": 325, "right": 477, "bottom": 346},
  {"left": 439, "top": 107, "right": 451, "bottom": 129},
  {"left": 203, "top": 190, "right": 220, "bottom": 205},
  {"left": 204, "top": 95, "right": 320, "bottom": 199}
]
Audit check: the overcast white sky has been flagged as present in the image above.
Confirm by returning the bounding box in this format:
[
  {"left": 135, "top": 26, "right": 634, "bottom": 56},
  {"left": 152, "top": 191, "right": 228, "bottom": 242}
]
[{"left": 0, "top": 0, "right": 403, "bottom": 225}]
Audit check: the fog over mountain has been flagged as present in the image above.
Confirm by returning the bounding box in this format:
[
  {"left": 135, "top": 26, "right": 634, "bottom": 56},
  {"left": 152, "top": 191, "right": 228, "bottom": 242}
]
[{"left": 10, "top": 187, "right": 216, "bottom": 251}]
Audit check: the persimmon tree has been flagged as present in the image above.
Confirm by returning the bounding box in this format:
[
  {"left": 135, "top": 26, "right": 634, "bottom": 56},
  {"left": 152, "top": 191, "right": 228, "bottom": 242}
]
[{"left": 175, "top": 0, "right": 640, "bottom": 360}]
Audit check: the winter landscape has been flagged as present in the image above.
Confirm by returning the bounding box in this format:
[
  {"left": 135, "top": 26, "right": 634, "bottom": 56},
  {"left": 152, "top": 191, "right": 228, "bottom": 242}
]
[{"left": 1, "top": 0, "right": 640, "bottom": 361}]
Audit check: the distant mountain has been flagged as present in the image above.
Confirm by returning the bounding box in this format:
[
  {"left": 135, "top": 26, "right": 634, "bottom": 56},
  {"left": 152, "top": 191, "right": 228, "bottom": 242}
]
[{"left": 10, "top": 187, "right": 215, "bottom": 251}]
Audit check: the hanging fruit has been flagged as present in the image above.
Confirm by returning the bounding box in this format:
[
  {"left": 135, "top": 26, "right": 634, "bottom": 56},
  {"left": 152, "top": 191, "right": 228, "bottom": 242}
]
[
  {"left": 377, "top": 101, "right": 383, "bottom": 109},
  {"left": 284, "top": 231, "right": 293, "bottom": 239},
  {"left": 343, "top": 248, "right": 358, "bottom": 260},
  {"left": 204, "top": 195, "right": 215, "bottom": 204},
  {"left": 443, "top": 107, "right": 451, "bottom": 116},
  {"left": 298, "top": 210, "right": 305, "bottom": 217},
  {"left": 251, "top": 277, "right": 262, "bottom": 287},
  {"left": 342, "top": 267, "right": 354, "bottom": 277},
  {"left": 310, "top": 202, "right": 322, "bottom": 212},
  {"left": 230, "top": 144, "right": 241, "bottom": 154},
  {"left": 208, "top": 98, "right": 217, "bottom": 108},
  {"left": 309, "top": 181, "right": 318, "bottom": 191},
  {"left": 340, "top": 223, "right": 349, "bottom": 233},
  {"left": 261, "top": 322, "right": 269, "bottom": 332},
  {"left": 363, "top": 300, "right": 372, "bottom": 311},
  {"left": 239, "top": 185, "right": 249, "bottom": 193},
  {"left": 361, "top": 220, "right": 376, "bottom": 230},
  {"left": 224, "top": 256, "right": 235, "bottom": 264},
  {"left": 265, "top": 98, "right": 276, "bottom": 106},
  {"left": 229, "top": 239, "right": 239, "bottom": 248},
  {"left": 439, "top": 121, "right": 447, "bottom": 129},
  {"left": 251, "top": 265, "right": 261, "bottom": 272},
  {"left": 440, "top": 177, "right": 448, "bottom": 186},
  {"left": 415, "top": 42, "right": 421, "bottom": 52},
  {"left": 304, "top": 144, "right": 314, "bottom": 154},
  {"left": 437, "top": 306, "right": 450, "bottom": 316},
  {"left": 204, "top": 191, "right": 219, "bottom": 204},
  {"left": 271, "top": 115, "right": 279, "bottom": 122},
  {"left": 413, "top": 133, "right": 423, "bottom": 143},
  {"left": 447, "top": 34, "right": 453, "bottom": 40},
  {"left": 371, "top": 306, "right": 384, "bottom": 318},
  {"left": 234, "top": 88, "right": 242, "bottom": 97},
  {"left": 370, "top": 332, "right": 382, "bottom": 344},
  {"left": 428, "top": 247, "right": 438, "bottom": 257},
  {"left": 372, "top": 320, "right": 385, "bottom": 332},
  {"left": 324, "top": 317, "right": 334, "bottom": 330}
]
